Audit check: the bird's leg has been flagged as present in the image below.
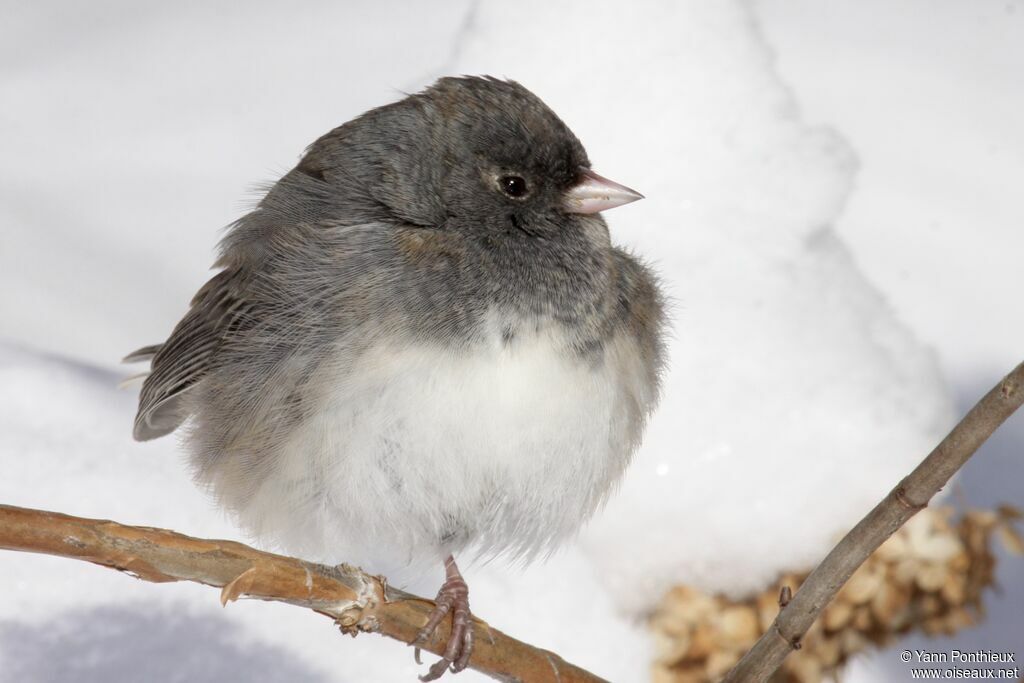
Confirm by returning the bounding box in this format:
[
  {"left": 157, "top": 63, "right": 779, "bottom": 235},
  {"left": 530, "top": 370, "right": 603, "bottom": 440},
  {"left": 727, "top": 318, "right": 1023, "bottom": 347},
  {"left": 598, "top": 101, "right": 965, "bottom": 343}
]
[{"left": 413, "top": 555, "right": 473, "bottom": 680}]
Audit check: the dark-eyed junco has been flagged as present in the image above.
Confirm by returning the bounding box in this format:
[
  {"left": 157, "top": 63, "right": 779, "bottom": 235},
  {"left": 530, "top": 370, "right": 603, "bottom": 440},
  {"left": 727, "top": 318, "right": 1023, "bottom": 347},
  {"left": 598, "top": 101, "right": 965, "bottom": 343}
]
[{"left": 127, "top": 76, "right": 665, "bottom": 680}]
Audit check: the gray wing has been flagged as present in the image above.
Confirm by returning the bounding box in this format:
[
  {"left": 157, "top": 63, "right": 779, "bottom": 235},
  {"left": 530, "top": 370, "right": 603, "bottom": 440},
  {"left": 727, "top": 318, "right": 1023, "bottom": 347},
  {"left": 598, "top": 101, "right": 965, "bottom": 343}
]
[{"left": 128, "top": 268, "right": 253, "bottom": 441}]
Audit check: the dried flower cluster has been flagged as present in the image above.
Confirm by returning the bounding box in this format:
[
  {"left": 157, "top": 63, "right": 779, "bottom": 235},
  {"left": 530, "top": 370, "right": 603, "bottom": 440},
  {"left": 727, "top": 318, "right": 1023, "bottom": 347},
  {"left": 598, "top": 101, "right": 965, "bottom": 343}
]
[{"left": 651, "top": 505, "right": 1023, "bottom": 683}]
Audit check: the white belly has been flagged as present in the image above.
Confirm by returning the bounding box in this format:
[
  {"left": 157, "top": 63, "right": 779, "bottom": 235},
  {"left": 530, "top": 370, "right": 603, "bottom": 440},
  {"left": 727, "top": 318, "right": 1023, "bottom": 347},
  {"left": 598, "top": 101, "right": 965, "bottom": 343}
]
[{"left": 216, "top": 326, "right": 648, "bottom": 583}]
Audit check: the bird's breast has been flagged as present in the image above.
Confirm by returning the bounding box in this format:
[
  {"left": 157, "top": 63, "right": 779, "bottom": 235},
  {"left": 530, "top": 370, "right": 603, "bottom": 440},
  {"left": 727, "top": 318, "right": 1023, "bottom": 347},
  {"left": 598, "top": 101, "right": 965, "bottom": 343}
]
[{"left": 214, "top": 314, "right": 650, "bottom": 580}]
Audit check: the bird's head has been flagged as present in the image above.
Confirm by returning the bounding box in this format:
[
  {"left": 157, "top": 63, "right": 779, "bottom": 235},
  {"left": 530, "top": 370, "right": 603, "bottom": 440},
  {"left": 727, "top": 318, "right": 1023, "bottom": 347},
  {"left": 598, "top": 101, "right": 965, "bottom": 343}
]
[{"left": 288, "top": 76, "right": 642, "bottom": 238}]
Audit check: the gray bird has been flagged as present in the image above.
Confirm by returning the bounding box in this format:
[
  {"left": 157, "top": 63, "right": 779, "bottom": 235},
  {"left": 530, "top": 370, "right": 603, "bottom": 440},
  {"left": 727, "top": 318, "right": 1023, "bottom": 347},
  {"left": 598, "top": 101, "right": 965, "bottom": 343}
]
[{"left": 127, "top": 76, "right": 665, "bottom": 680}]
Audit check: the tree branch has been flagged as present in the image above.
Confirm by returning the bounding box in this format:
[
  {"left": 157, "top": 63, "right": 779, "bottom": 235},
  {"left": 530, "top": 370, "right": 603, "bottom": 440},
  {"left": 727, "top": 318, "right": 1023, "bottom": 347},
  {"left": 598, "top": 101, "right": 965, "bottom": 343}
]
[
  {"left": 723, "top": 360, "right": 1024, "bottom": 683},
  {"left": 0, "top": 504, "right": 606, "bottom": 683}
]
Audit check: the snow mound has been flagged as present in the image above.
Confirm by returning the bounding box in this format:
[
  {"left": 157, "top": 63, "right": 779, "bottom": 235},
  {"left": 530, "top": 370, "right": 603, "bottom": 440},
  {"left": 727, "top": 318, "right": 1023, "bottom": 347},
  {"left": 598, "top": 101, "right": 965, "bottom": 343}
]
[{"left": 452, "top": 0, "right": 954, "bottom": 612}]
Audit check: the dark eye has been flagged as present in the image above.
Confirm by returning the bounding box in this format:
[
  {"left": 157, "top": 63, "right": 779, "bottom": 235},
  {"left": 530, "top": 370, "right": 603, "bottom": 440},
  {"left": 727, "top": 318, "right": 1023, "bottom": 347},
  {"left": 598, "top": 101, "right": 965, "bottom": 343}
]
[{"left": 500, "top": 175, "right": 528, "bottom": 198}]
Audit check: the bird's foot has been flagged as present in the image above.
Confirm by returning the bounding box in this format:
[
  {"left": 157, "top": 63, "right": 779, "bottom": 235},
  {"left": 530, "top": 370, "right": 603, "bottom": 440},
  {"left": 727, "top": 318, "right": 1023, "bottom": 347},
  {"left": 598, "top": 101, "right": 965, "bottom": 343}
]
[{"left": 413, "top": 555, "right": 473, "bottom": 680}]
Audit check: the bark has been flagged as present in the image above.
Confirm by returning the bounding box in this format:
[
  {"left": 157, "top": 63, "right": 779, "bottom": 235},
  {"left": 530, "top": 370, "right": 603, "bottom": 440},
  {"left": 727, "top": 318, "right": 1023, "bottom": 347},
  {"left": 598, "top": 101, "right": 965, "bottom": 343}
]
[{"left": 0, "top": 504, "right": 606, "bottom": 683}]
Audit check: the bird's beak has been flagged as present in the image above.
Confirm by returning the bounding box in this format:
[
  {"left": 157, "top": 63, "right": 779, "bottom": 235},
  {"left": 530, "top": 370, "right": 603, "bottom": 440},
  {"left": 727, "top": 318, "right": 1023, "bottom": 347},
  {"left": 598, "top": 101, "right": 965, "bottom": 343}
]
[{"left": 562, "top": 167, "right": 644, "bottom": 214}]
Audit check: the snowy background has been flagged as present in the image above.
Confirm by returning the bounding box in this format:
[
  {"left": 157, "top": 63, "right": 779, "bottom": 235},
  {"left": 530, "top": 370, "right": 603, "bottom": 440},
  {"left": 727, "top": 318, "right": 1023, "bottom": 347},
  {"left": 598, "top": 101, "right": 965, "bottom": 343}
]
[{"left": 1, "top": 1, "right": 1021, "bottom": 682}]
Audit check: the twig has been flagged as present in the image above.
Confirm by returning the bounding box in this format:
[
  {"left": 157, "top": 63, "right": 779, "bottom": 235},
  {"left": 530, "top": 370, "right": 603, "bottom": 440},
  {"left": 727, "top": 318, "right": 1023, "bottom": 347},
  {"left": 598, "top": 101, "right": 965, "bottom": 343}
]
[
  {"left": 723, "top": 360, "right": 1024, "bottom": 682},
  {"left": 0, "top": 505, "right": 607, "bottom": 683}
]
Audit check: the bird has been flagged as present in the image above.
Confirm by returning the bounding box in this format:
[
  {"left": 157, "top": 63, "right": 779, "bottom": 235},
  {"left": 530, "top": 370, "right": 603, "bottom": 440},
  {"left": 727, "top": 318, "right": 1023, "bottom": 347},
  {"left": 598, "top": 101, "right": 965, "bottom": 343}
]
[{"left": 126, "top": 75, "right": 665, "bottom": 680}]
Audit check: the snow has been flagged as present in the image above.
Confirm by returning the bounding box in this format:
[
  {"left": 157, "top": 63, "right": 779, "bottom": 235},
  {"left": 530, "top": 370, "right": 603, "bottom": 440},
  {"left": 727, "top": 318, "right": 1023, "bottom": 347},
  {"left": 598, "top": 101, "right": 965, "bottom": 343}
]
[
  {"left": 753, "top": 0, "right": 1024, "bottom": 379},
  {"left": 449, "top": 0, "right": 953, "bottom": 609},
  {"left": 751, "top": 1, "right": 1024, "bottom": 679},
  {"left": 1, "top": 1, "right": 1021, "bottom": 682}
]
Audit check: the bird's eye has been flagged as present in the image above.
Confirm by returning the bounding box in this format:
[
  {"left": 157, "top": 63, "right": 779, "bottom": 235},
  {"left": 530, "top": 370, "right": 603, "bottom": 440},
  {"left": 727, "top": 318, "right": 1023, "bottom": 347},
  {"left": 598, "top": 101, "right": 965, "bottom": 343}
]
[{"left": 500, "top": 175, "right": 528, "bottom": 198}]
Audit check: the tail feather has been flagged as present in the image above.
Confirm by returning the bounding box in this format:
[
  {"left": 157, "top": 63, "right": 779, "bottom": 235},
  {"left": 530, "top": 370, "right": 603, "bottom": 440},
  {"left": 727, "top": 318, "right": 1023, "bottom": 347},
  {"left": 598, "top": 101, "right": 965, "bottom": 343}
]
[
  {"left": 122, "top": 344, "right": 162, "bottom": 364},
  {"left": 117, "top": 372, "right": 150, "bottom": 390}
]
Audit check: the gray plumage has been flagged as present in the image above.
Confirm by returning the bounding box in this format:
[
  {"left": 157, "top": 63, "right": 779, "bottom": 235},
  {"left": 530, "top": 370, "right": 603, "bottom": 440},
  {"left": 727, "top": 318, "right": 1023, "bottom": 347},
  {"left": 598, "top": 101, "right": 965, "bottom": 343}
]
[{"left": 129, "top": 76, "right": 665, "bottom": 583}]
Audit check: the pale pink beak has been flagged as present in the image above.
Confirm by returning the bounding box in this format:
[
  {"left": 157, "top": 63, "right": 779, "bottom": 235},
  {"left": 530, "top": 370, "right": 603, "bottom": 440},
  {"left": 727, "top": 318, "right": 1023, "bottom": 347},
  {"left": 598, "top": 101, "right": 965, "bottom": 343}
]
[{"left": 562, "top": 167, "right": 644, "bottom": 214}]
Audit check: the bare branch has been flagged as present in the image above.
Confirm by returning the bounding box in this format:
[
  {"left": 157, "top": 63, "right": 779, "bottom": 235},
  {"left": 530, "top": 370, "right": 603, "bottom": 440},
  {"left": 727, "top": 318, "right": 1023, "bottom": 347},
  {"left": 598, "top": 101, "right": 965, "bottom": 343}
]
[
  {"left": 0, "top": 505, "right": 607, "bottom": 683},
  {"left": 723, "top": 360, "right": 1024, "bottom": 682}
]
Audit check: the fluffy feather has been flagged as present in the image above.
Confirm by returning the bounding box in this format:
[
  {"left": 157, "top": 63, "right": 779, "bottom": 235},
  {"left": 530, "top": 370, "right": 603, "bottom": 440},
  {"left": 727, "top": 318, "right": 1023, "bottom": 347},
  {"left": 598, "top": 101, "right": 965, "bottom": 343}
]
[{"left": 130, "top": 77, "right": 666, "bottom": 587}]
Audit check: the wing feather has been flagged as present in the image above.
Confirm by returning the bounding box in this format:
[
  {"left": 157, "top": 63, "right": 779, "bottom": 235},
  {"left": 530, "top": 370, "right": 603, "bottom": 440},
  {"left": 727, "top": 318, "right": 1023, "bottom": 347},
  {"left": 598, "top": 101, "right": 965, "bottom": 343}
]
[{"left": 131, "top": 269, "right": 249, "bottom": 441}]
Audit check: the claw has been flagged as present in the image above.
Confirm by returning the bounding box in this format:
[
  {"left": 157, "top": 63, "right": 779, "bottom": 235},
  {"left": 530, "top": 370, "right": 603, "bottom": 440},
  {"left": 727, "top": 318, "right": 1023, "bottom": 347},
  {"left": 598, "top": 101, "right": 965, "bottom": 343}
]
[
  {"left": 413, "top": 555, "right": 474, "bottom": 680},
  {"left": 419, "top": 656, "right": 453, "bottom": 682},
  {"left": 452, "top": 624, "right": 473, "bottom": 673}
]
